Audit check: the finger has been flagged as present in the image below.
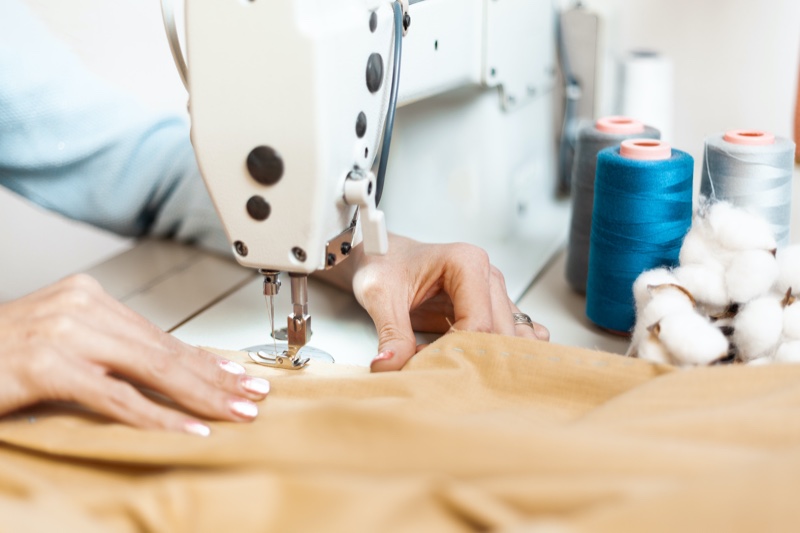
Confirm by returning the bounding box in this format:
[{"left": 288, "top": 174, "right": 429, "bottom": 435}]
[
  {"left": 512, "top": 304, "right": 550, "bottom": 341},
  {"left": 370, "top": 306, "right": 417, "bottom": 372},
  {"left": 36, "top": 276, "right": 269, "bottom": 402},
  {"left": 488, "top": 266, "right": 516, "bottom": 337},
  {"left": 358, "top": 289, "right": 418, "bottom": 373},
  {"left": 50, "top": 356, "right": 212, "bottom": 435},
  {"left": 409, "top": 292, "right": 454, "bottom": 333},
  {"left": 46, "top": 321, "right": 260, "bottom": 422},
  {"left": 440, "top": 245, "right": 494, "bottom": 333},
  {"left": 91, "top": 293, "right": 271, "bottom": 400}
]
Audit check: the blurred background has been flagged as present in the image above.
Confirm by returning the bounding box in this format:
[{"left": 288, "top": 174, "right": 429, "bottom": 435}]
[{"left": 2, "top": 0, "right": 798, "bottom": 302}]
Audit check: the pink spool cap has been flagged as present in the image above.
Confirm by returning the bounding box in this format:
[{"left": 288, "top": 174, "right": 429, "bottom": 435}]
[
  {"left": 723, "top": 130, "right": 775, "bottom": 146},
  {"left": 620, "top": 139, "right": 671, "bottom": 161},
  {"left": 595, "top": 116, "right": 645, "bottom": 135}
]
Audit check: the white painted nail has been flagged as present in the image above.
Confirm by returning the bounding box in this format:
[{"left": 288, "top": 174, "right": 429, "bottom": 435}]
[
  {"left": 372, "top": 350, "right": 394, "bottom": 363},
  {"left": 230, "top": 400, "right": 258, "bottom": 419},
  {"left": 219, "top": 360, "right": 246, "bottom": 375},
  {"left": 242, "top": 377, "right": 270, "bottom": 395},
  {"left": 184, "top": 421, "right": 211, "bottom": 437}
]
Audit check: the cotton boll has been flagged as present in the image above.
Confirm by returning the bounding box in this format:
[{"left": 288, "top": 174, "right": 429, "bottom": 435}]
[
  {"left": 634, "top": 331, "right": 672, "bottom": 365},
  {"left": 705, "top": 202, "right": 777, "bottom": 252},
  {"left": 774, "top": 341, "right": 800, "bottom": 363},
  {"left": 654, "top": 311, "right": 729, "bottom": 366},
  {"left": 732, "top": 297, "right": 784, "bottom": 361},
  {"left": 726, "top": 249, "right": 779, "bottom": 304},
  {"left": 679, "top": 226, "right": 720, "bottom": 266},
  {"left": 775, "top": 245, "right": 800, "bottom": 296},
  {"left": 674, "top": 263, "right": 729, "bottom": 314},
  {"left": 629, "top": 286, "right": 696, "bottom": 356},
  {"left": 783, "top": 302, "right": 800, "bottom": 341},
  {"left": 638, "top": 286, "right": 696, "bottom": 328},
  {"left": 626, "top": 322, "right": 646, "bottom": 358},
  {"left": 627, "top": 319, "right": 651, "bottom": 358},
  {"left": 632, "top": 268, "right": 679, "bottom": 314}
]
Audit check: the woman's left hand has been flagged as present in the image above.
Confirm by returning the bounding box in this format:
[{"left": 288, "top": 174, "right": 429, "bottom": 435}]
[{"left": 325, "top": 235, "right": 549, "bottom": 371}]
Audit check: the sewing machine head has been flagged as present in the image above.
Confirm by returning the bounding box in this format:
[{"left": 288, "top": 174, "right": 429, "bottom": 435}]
[{"left": 164, "top": 0, "right": 559, "bottom": 367}]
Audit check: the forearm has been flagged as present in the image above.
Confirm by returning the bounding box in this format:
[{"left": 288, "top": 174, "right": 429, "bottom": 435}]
[{"left": 0, "top": 0, "right": 229, "bottom": 255}]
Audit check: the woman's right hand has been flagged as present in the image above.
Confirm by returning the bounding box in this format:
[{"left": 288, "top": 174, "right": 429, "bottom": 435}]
[{"left": 0, "top": 274, "right": 269, "bottom": 436}]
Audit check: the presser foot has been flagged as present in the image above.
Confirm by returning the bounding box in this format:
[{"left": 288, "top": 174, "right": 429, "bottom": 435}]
[
  {"left": 244, "top": 341, "right": 334, "bottom": 369},
  {"left": 247, "top": 348, "right": 310, "bottom": 370}
]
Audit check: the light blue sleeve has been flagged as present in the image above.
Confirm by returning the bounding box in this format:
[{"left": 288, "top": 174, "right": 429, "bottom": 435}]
[{"left": 0, "top": 0, "right": 230, "bottom": 255}]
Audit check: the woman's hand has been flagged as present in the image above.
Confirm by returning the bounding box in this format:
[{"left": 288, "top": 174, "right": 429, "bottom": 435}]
[
  {"left": 0, "top": 274, "right": 270, "bottom": 435},
  {"left": 321, "top": 235, "right": 549, "bottom": 371}
]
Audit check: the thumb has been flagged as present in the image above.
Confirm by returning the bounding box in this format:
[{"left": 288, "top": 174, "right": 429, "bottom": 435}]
[{"left": 369, "top": 305, "right": 417, "bottom": 372}]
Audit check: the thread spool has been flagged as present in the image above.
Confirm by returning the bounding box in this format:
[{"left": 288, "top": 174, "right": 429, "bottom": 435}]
[
  {"left": 618, "top": 50, "right": 674, "bottom": 142},
  {"left": 565, "top": 117, "right": 660, "bottom": 293},
  {"left": 700, "top": 130, "right": 795, "bottom": 247},
  {"left": 586, "top": 139, "right": 694, "bottom": 335}
]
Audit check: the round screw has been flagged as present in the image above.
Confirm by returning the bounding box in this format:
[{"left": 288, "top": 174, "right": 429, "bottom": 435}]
[
  {"left": 292, "top": 247, "right": 307, "bottom": 262},
  {"left": 234, "top": 241, "right": 248, "bottom": 256},
  {"left": 340, "top": 242, "right": 352, "bottom": 255}
]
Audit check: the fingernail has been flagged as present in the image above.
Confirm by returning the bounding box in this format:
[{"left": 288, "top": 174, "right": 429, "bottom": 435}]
[
  {"left": 219, "top": 360, "right": 246, "bottom": 375},
  {"left": 372, "top": 351, "right": 394, "bottom": 363},
  {"left": 242, "top": 377, "right": 270, "bottom": 396},
  {"left": 230, "top": 399, "right": 258, "bottom": 419},
  {"left": 184, "top": 421, "right": 211, "bottom": 437}
]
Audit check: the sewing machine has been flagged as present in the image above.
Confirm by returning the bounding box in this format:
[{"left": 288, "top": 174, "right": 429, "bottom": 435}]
[{"left": 162, "top": 0, "right": 564, "bottom": 367}]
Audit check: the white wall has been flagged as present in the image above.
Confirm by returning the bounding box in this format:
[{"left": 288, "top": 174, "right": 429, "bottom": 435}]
[{"left": 575, "top": 0, "right": 800, "bottom": 164}]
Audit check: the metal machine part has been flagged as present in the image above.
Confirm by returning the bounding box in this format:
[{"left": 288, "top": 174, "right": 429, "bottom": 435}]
[
  {"left": 287, "top": 273, "right": 312, "bottom": 359},
  {"left": 251, "top": 271, "right": 331, "bottom": 368},
  {"left": 247, "top": 348, "right": 311, "bottom": 369}
]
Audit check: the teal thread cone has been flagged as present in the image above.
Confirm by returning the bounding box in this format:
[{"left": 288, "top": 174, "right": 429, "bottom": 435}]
[{"left": 585, "top": 147, "right": 694, "bottom": 333}]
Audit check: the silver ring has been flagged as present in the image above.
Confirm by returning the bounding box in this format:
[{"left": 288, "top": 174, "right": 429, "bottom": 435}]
[{"left": 513, "top": 312, "right": 535, "bottom": 329}]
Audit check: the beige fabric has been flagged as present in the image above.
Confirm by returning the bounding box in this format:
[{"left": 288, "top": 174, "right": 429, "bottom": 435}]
[{"left": 2, "top": 331, "right": 800, "bottom": 531}]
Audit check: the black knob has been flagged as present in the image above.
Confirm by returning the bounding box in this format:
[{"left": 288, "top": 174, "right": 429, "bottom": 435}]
[
  {"left": 247, "top": 145, "right": 283, "bottom": 185},
  {"left": 246, "top": 195, "right": 271, "bottom": 221},
  {"left": 366, "top": 53, "right": 383, "bottom": 93},
  {"left": 356, "top": 112, "right": 367, "bottom": 138}
]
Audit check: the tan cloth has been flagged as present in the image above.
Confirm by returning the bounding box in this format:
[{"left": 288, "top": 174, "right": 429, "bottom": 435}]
[{"left": 2, "top": 331, "right": 800, "bottom": 532}]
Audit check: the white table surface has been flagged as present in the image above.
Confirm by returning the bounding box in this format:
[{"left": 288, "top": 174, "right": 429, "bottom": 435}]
[{"left": 83, "top": 239, "right": 629, "bottom": 368}]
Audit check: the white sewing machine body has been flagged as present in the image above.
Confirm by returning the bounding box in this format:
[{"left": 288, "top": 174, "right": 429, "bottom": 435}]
[
  {"left": 185, "top": 0, "right": 559, "bottom": 274},
  {"left": 170, "top": 0, "right": 566, "bottom": 362}
]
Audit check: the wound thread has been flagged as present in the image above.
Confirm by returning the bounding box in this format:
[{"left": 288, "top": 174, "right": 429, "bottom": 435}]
[
  {"left": 566, "top": 118, "right": 660, "bottom": 293},
  {"left": 585, "top": 144, "right": 694, "bottom": 334},
  {"left": 700, "top": 131, "right": 795, "bottom": 247}
]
